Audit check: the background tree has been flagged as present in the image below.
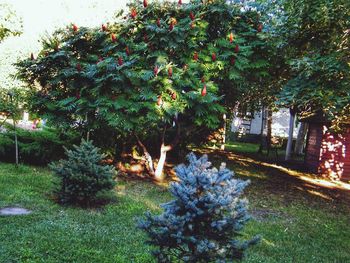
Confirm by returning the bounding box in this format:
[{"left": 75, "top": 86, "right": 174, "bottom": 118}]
[
  {"left": 0, "top": 88, "right": 26, "bottom": 165},
  {"left": 243, "top": 0, "right": 350, "bottom": 159},
  {"left": 0, "top": 2, "right": 22, "bottom": 42},
  {"left": 0, "top": 2, "right": 23, "bottom": 165},
  {"left": 228, "top": 0, "right": 285, "bottom": 155},
  {"left": 274, "top": 0, "right": 350, "bottom": 159}
]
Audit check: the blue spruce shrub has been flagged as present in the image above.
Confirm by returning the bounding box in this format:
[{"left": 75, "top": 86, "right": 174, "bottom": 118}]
[
  {"left": 139, "top": 153, "right": 259, "bottom": 262},
  {"left": 50, "top": 139, "right": 115, "bottom": 205}
]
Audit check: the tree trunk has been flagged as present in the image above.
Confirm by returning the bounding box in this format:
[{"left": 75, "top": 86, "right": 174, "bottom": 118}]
[
  {"left": 220, "top": 113, "right": 227, "bottom": 150},
  {"left": 258, "top": 107, "right": 266, "bottom": 153},
  {"left": 13, "top": 119, "right": 18, "bottom": 166},
  {"left": 135, "top": 134, "right": 155, "bottom": 176},
  {"left": 135, "top": 120, "right": 180, "bottom": 181},
  {"left": 294, "top": 122, "right": 308, "bottom": 155},
  {"left": 285, "top": 108, "right": 296, "bottom": 161},
  {"left": 153, "top": 121, "right": 180, "bottom": 181},
  {"left": 266, "top": 108, "right": 272, "bottom": 155},
  {"left": 85, "top": 112, "right": 90, "bottom": 141},
  {"left": 154, "top": 145, "right": 168, "bottom": 180}
]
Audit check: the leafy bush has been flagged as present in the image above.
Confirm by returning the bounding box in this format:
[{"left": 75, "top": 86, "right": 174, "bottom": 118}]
[
  {"left": 0, "top": 126, "right": 79, "bottom": 164},
  {"left": 50, "top": 139, "right": 116, "bottom": 205},
  {"left": 139, "top": 153, "right": 259, "bottom": 262},
  {"left": 0, "top": 132, "right": 13, "bottom": 155}
]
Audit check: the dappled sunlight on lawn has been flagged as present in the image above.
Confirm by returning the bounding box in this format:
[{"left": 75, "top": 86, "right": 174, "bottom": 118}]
[
  {"left": 234, "top": 168, "right": 268, "bottom": 180},
  {"left": 199, "top": 148, "right": 350, "bottom": 191},
  {"left": 306, "top": 189, "right": 334, "bottom": 201},
  {"left": 262, "top": 238, "right": 276, "bottom": 247},
  {"left": 251, "top": 160, "right": 350, "bottom": 192},
  {"left": 114, "top": 145, "right": 350, "bottom": 208},
  {"left": 193, "top": 147, "right": 350, "bottom": 207},
  {"left": 115, "top": 179, "right": 170, "bottom": 211}
]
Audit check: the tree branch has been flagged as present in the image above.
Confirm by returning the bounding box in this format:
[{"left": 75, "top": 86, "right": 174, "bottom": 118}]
[
  {"left": 135, "top": 133, "right": 155, "bottom": 176},
  {"left": 0, "top": 116, "right": 8, "bottom": 128},
  {"left": 161, "top": 124, "right": 167, "bottom": 145}
]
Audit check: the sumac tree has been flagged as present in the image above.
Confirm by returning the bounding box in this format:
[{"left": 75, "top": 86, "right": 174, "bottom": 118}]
[{"left": 17, "top": 0, "right": 268, "bottom": 180}]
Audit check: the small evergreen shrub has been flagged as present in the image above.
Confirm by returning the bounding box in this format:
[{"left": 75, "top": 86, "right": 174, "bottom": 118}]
[
  {"left": 50, "top": 139, "right": 116, "bottom": 205},
  {"left": 0, "top": 125, "right": 79, "bottom": 164},
  {"left": 139, "top": 153, "right": 259, "bottom": 262}
]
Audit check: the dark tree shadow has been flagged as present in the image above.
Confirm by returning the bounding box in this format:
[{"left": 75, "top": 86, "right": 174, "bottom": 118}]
[{"left": 195, "top": 148, "right": 350, "bottom": 214}]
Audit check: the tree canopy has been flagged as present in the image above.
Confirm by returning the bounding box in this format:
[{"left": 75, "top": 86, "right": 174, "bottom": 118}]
[{"left": 274, "top": 0, "right": 350, "bottom": 128}]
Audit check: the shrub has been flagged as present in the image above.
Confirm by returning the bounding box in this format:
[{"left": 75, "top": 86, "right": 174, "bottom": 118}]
[
  {"left": 0, "top": 126, "right": 79, "bottom": 164},
  {"left": 50, "top": 139, "right": 116, "bottom": 205},
  {"left": 139, "top": 153, "right": 259, "bottom": 262}
]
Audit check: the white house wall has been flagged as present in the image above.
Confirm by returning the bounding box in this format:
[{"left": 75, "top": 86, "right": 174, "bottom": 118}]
[
  {"left": 272, "top": 109, "right": 299, "bottom": 138},
  {"left": 250, "top": 111, "right": 263, "bottom": 135},
  {"left": 231, "top": 108, "right": 300, "bottom": 138}
]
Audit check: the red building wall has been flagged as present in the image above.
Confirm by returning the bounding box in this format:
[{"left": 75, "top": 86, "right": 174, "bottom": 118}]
[
  {"left": 305, "top": 123, "right": 323, "bottom": 172},
  {"left": 305, "top": 123, "right": 350, "bottom": 182}
]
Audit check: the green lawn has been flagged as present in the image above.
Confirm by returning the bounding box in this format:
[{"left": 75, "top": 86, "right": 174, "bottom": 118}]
[
  {"left": 224, "top": 141, "right": 305, "bottom": 162},
  {"left": 1, "top": 145, "right": 350, "bottom": 262}
]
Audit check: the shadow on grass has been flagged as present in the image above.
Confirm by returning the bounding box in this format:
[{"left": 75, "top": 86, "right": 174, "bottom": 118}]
[
  {"left": 46, "top": 179, "right": 119, "bottom": 210},
  {"left": 195, "top": 148, "right": 350, "bottom": 213},
  {"left": 116, "top": 145, "right": 350, "bottom": 214}
]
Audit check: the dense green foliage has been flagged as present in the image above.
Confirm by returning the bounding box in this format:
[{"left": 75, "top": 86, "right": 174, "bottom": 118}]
[
  {"left": 270, "top": 0, "right": 350, "bottom": 128},
  {"left": 139, "top": 153, "right": 258, "bottom": 262},
  {"left": 17, "top": 0, "right": 267, "bottom": 131},
  {"left": 50, "top": 140, "right": 115, "bottom": 205},
  {"left": 234, "top": 0, "right": 350, "bottom": 133},
  {"left": 0, "top": 126, "right": 79, "bottom": 164}
]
